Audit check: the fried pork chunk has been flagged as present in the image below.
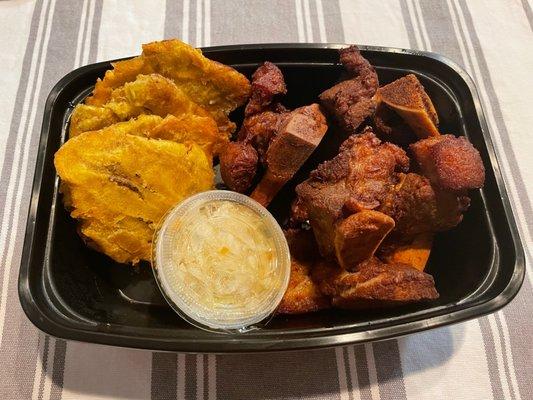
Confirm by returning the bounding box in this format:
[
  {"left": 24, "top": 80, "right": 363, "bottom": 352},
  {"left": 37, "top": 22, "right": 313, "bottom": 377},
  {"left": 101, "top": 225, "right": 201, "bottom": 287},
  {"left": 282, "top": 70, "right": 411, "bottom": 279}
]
[
  {"left": 220, "top": 62, "right": 328, "bottom": 204},
  {"left": 219, "top": 142, "right": 258, "bottom": 193},
  {"left": 245, "top": 61, "right": 287, "bottom": 116},
  {"left": 295, "top": 128, "right": 409, "bottom": 262},
  {"left": 313, "top": 257, "right": 439, "bottom": 309},
  {"left": 296, "top": 128, "right": 468, "bottom": 269},
  {"left": 410, "top": 134, "right": 485, "bottom": 192},
  {"left": 278, "top": 229, "right": 330, "bottom": 314},
  {"left": 375, "top": 74, "right": 439, "bottom": 138},
  {"left": 85, "top": 39, "right": 251, "bottom": 135},
  {"left": 250, "top": 104, "right": 328, "bottom": 206},
  {"left": 319, "top": 46, "right": 379, "bottom": 134}
]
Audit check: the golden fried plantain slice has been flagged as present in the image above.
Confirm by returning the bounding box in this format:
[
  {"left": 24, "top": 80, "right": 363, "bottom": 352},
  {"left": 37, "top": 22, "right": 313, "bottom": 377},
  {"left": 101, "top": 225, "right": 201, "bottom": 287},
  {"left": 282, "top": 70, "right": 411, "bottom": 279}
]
[
  {"left": 147, "top": 114, "right": 227, "bottom": 157},
  {"left": 71, "top": 111, "right": 225, "bottom": 158},
  {"left": 55, "top": 129, "right": 214, "bottom": 264},
  {"left": 85, "top": 39, "right": 251, "bottom": 134},
  {"left": 70, "top": 74, "right": 214, "bottom": 135},
  {"left": 69, "top": 105, "right": 120, "bottom": 137}
]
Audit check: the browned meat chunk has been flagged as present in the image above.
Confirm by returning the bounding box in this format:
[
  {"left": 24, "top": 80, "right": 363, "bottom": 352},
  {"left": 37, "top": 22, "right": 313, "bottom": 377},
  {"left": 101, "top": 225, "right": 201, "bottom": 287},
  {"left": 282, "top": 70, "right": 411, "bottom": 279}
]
[
  {"left": 221, "top": 63, "right": 328, "bottom": 203},
  {"left": 245, "top": 61, "right": 287, "bottom": 116},
  {"left": 296, "top": 128, "right": 471, "bottom": 266},
  {"left": 296, "top": 128, "right": 408, "bottom": 260},
  {"left": 289, "top": 196, "right": 309, "bottom": 227},
  {"left": 378, "top": 232, "right": 433, "bottom": 271},
  {"left": 334, "top": 210, "right": 395, "bottom": 270},
  {"left": 376, "top": 74, "right": 439, "bottom": 138},
  {"left": 410, "top": 134, "right": 485, "bottom": 192},
  {"left": 239, "top": 111, "right": 283, "bottom": 164},
  {"left": 319, "top": 46, "right": 379, "bottom": 134},
  {"left": 313, "top": 258, "right": 439, "bottom": 309},
  {"left": 219, "top": 142, "right": 258, "bottom": 193},
  {"left": 373, "top": 101, "right": 417, "bottom": 146},
  {"left": 278, "top": 229, "right": 330, "bottom": 314},
  {"left": 251, "top": 104, "right": 328, "bottom": 207}
]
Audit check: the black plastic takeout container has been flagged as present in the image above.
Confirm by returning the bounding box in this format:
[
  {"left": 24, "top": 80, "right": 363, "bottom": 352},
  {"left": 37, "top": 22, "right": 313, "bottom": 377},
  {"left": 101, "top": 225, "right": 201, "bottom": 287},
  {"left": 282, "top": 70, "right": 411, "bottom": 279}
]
[{"left": 19, "top": 44, "right": 524, "bottom": 352}]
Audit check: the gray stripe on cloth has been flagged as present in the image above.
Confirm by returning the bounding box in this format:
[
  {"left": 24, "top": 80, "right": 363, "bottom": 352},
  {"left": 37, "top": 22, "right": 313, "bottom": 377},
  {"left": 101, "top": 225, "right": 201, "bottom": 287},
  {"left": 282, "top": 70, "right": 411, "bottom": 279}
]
[
  {"left": 522, "top": 0, "right": 533, "bottom": 31},
  {"left": 203, "top": 355, "right": 209, "bottom": 400},
  {"left": 210, "top": 0, "right": 300, "bottom": 44},
  {"left": 37, "top": 335, "right": 51, "bottom": 400},
  {"left": 191, "top": 0, "right": 201, "bottom": 47},
  {"left": 372, "top": 340, "right": 407, "bottom": 400},
  {"left": 88, "top": 0, "right": 103, "bottom": 62},
  {"left": 308, "top": 0, "right": 320, "bottom": 42},
  {"left": 151, "top": 353, "right": 177, "bottom": 400},
  {"left": 458, "top": 0, "right": 533, "bottom": 237},
  {"left": 341, "top": 347, "right": 354, "bottom": 400},
  {"left": 456, "top": 3, "right": 533, "bottom": 397},
  {"left": 419, "top": 1, "right": 463, "bottom": 62},
  {"left": 321, "top": 0, "right": 344, "bottom": 42},
  {"left": 0, "top": 2, "right": 45, "bottom": 398},
  {"left": 216, "top": 349, "right": 341, "bottom": 399},
  {"left": 399, "top": 0, "right": 419, "bottom": 50},
  {"left": 494, "top": 313, "right": 517, "bottom": 400},
  {"left": 409, "top": 3, "right": 510, "bottom": 399},
  {"left": 353, "top": 345, "right": 372, "bottom": 400},
  {"left": 164, "top": 0, "right": 183, "bottom": 39},
  {"left": 478, "top": 317, "right": 505, "bottom": 400},
  {"left": 493, "top": 279, "right": 533, "bottom": 400},
  {"left": 49, "top": 339, "right": 67, "bottom": 400},
  {"left": 185, "top": 354, "right": 197, "bottom": 399},
  {"left": 0, "top": 0, "right": 99, "bottom": 398}
]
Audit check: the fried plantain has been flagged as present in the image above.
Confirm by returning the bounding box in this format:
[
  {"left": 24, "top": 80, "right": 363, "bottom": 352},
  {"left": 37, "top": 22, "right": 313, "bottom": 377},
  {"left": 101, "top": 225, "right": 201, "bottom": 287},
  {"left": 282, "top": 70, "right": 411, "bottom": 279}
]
[
  {"left": 55, "top": 129, "right": 214, "bottom": 264},
  {"left": 85, "top": 39, "right": 251, "bottom": 135}
]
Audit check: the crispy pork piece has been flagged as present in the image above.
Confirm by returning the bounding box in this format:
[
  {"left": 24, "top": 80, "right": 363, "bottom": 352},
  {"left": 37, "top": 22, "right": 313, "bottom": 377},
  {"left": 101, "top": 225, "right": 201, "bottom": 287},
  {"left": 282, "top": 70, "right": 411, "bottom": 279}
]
[
  {"left": 296, "top": 128, "right": 408, "bottom": 259},
  {"left": 54, "top": 129, "right": 214, "bottom": 264},
  {"left": 313, "top": 257, "right": 439, "bottom": 309},
  {"left": 378, "top": 232, "right": 433, "bottom": 271},
  {"left": 410, "top": 134, "right": 485, "bottom": 192},
  {"left": 376, "top": 74, "right": 439, "bottom": 138},
  {"left": 219, "top": 142, "right": 258, "bottom": 193},
  {"left": 85, "top": 39, "right": 251, "bottom": 135},
  {"left": 380, "top": 172, "right": 469, "bottom": 236},
  {"left": 221, "top": 63, "right": 328, "bottom": 203},
  {"left": 319, "top": 46, "right": 379, "bottom": 134},
  {"left": 289, "top": 196, "right": 309, "bottom": 227},
  {"left": 219, "top": 62, "right": 289, "bottom": 192},
  {"left": 250, "top": 104, "right": 328, "bottom": 207},
  {"left": 239, "top": 111, "right": 283, "bottom": 164},
  {"left": 373, "top": 101, "right": 417, "bottom": 146},
  {"left": 278, "top": 229, "right": 330, "bottom": 314},
  {"left": 296, "top": 128, "right": 471, "bottom": 266},
  {"left": 245, "top": 62, "right": 287, "bottom": 116},
  {"left": 334, "top": 210, "right": 395, "bottom": 270}
]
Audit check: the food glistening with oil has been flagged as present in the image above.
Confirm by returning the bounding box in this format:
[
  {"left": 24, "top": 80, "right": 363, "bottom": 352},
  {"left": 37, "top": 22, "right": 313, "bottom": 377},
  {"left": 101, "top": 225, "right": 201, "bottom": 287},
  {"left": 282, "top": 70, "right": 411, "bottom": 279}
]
[{"left": 54, "top": 39, "right": 486, "bottom": 330}]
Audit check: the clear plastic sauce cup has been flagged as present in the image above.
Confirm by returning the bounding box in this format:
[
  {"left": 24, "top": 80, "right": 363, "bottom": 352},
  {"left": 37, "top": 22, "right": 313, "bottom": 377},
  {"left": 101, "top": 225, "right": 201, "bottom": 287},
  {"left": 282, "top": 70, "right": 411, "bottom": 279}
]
[{"left": 152, "top": 190, "right": 290, "bottom": 333}]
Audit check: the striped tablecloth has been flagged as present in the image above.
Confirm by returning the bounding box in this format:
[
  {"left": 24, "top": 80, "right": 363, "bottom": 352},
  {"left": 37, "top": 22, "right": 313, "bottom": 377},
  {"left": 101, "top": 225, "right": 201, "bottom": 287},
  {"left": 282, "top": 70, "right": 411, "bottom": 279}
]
[{"left": 1, "top": 1, "right": 531, "bottom": 399}]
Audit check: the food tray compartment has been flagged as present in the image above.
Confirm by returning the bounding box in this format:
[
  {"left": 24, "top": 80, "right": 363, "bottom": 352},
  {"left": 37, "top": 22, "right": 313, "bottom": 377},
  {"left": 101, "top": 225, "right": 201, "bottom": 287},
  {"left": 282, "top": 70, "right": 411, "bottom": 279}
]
[{"left": 19, "top": 44, "right": 524, "bottom": 352}]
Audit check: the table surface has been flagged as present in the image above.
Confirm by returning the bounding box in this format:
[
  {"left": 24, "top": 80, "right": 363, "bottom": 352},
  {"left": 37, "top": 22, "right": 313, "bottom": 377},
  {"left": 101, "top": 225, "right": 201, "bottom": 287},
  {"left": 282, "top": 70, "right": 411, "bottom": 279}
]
[{"left": 1, "top": 0, "right": 532, "bottom": 399}]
